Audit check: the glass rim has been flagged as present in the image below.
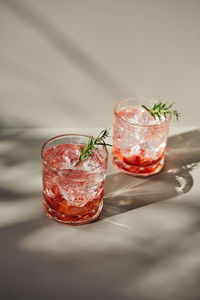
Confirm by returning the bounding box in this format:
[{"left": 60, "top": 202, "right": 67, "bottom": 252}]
[
  {"left": 114, "top": 97, "right": 171, "bottom": 128},
  {"left": 41, "top": 133, "right": 108, "bottom": 172}
]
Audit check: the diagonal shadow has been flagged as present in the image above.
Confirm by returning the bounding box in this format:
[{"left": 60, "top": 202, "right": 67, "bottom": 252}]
[
  {"left": 0, "top": 129, "right": 44, "bottom": 203},
  {"left": 0, "top": 55, "right": 85, "bottom": 119},
  {"left": 0, "top": 0, "right": 127, "bottom": 98},
  {"left": 0, "top": 131, "right": 200, "bottom": 300},
  {"left": 100, "top": 129, "right": 200, "bottom": 219}
]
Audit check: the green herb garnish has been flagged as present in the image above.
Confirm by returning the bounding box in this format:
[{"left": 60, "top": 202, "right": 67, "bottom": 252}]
[
  {"left": 142, "top": 98, "right": 180, "bottom": 121},
  {"left": 75, "top": 128, "right": 111, "bottom": 166}
]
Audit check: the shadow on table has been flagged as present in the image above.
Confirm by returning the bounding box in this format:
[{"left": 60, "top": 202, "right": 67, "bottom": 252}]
[
  {"left": 0, "top": 129, "right": 44, "bottom": 203},
  {"left": 0, "top": 129, "right": 200, "bottom": 300},
  {"left": 101, "top": 129, "right": 200, "bottom": 219}
]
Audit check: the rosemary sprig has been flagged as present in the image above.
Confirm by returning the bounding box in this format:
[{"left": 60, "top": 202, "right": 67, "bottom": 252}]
[
  {"left": 142, "top": 98, "right": 180, "bottom": 121},
  {"left": 75, "top": 128, "right": 111, "bottom": 166}
]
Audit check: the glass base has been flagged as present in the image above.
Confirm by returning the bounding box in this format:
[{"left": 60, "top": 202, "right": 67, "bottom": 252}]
[
  {"left": 112, "top": 155, "right": 164, "bottom": 176},
  {"left": 43, "top": 200, "right": 103, "bottom": 225}
]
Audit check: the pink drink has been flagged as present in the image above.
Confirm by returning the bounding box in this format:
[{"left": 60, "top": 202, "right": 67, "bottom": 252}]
[
  {"left": 112, "top": 98, "right": 170, "bottom": 176},
  {"left": 41, "top": 134, "right": 108, "bottom": 225}
]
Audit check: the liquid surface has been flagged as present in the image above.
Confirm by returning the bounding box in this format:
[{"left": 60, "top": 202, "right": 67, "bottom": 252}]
[{"left": 43, "top": 143, "right": 105, "bottom": 170}]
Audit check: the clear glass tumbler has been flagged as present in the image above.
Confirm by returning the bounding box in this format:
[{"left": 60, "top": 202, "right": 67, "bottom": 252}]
[
  {"left": 41, "top": 134, "right": 108, "bottom": 225},
  {"left": 112, "top": 98, "right": 171, "bottom": 176}
]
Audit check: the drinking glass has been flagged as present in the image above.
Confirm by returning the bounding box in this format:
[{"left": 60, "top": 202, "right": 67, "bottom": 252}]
[
  {"left": 41, "top": 134, "right": 108, "bottom": 225},
  {"left": 112, "top": 98, "right": 171, "bottom": 176}
]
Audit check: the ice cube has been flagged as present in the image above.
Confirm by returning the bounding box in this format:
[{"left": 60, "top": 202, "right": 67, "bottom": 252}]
[
  {"left": 81, "top": 157, "right": 100, "bottom": 171},
  {"left": 129, "top": 145, "right": 140, "bottom": 156},
  {"left": 140, "top": 140, "right": 163, "bottom": 159},
  {"left": 76, "top": 150, "right": 104, "bottom": 171},
  {"left": 127, "top": 107, "right": 147, "bottom": 125},
  {"left": 57, "top": 183, "right": 89, "bottom": 206},
  {"left": 45, "top": 144, "right": 82, "bottom": 170},
  {"left": 60, "top": 145, "right": 81, "bottom": 169},
  {"left": 126, "top": 107, "right": 165, "bottom": 126},
  {"left": 56, "top": 176, "right": 103, "bottom": 207},
  {"left": 147, "top": 113, "right": 166, "bottom": 125}
]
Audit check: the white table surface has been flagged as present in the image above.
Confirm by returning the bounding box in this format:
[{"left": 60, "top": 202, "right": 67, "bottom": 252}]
[{"left": 1, "top": 126, "right": 200, "bottom": 300}]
